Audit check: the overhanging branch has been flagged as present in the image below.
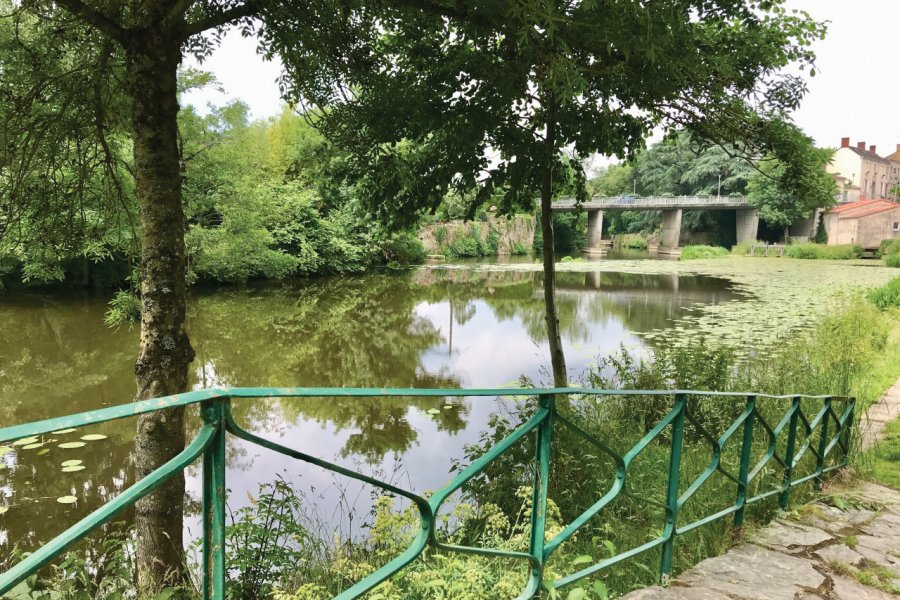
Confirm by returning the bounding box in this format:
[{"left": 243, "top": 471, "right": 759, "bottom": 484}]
[
  {"left": 183, "top": 0, "right": 267, "bottom": 38},
  {"left": 54, "top": 0, "right": 126, "bottom": 44}
]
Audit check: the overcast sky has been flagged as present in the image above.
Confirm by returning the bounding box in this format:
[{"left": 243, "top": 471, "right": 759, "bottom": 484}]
[{"left": 183, "top": 0, "right": 900, "bottom": 157}]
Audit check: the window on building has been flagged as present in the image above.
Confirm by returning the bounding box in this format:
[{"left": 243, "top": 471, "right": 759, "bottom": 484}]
[{"left": 894, "top": 222, "right": 900, "bottom": 232}]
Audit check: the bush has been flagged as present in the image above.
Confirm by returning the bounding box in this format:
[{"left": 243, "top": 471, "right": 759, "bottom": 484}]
[
  {"left": 613, "top": 233, "right": 648, "bottom": 250},
  {"left": 379, "top": 234, "right": 427, "bottom": 266},
  {"left": 510, "top": 242, "right": 529, "bottom": 256},
  {"left": 876, "top": 238, "right": 900, "bottom": 258},
  {"left": 680, "top": 245, "right": 729, "bottom": 260},
  {"left": 887, "top": 254, "right": 900, "bottom": 268},
  {"left": 870, "top": 276, "right": 900, "bottom": 309},
  {"left": 784, "top": 243, "right": 862, "bottom": 260},
  {"left": 731, "top": 241, "right": 752, "bottom": 255}
]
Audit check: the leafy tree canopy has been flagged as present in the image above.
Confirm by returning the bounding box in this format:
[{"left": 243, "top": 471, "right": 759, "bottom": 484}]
[{"left": 265, "top": 0, "right": 827, "bottom": 226}]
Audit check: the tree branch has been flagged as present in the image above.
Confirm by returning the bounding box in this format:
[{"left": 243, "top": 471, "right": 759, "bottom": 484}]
[
  {"left": 54, "top": 0, "right": 126, "bottom": 44},
  {"left": 183, "top": 0, "right": 268, "bottom": 38}
]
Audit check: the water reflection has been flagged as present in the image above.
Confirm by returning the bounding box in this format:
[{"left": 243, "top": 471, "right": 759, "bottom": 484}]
[{"left": 0, "top": 266, "right": 738, "bottom": 552}]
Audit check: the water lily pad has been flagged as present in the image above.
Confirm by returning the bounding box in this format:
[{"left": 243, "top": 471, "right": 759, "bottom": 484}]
[
  {"left": 80, "top": 434, "right": 108, "bottom": 441},
  {"left": 61, "top": 460, "right": 83, "bottom": 467},
  {"left": 12, "top": 437, "right": 39, "bottom": 447},
  {"left": 426, "top": 408, "right": 441, "bottom": 415},
  {"left": 37, "top": 448, "right": 50, "bottom": 455},
  {"left": 56, "top": 496, "right": 77, "bottom": 504},
  {"left": 58, "top": 442, "right": 86, "bottom": 449},
  {"left": 0, "top": 446, "right": 12, "bottom": 456},
  {"left": 51, "top": 428, "right": 77, "bottom": 435},
  {"left": 61, "top": 466, "right": 86, "bottom": 473},
  {"left": 0, "top": 507, "right": 7, "bottom": 515},
  {"left": 21, "top": 443, "right": 43, "bottom": 450},
  {"left": 443, "top": 405, "right": 453, "bottom": 409}
]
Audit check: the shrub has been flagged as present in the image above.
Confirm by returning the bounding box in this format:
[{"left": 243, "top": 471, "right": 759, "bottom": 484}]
[
  {"left": 510, "top": 242, "right": 529, "bottom": 256},
  {"left": 876, "top": 238, "right": 900, "bottom": 258},
  {"left": 784, "top": 243, "right": 862, "bottom": 260},
  {"left": 887, "top": 254, "right": 900, "bottom": 268},
  {"left": 380, "top": 234, "right": 427, "bottom": 266},
  {"left": 613, "top": 233, "right": 649, "bottom": 250},
  {"left": 870, "top": 276, "right": 900, "bottom": 309},
  {"left": 731, "top": 241, "right": 752, "bottom": 256},
  {"left": 680, "top": 245, "right": 729, "bottom": 260}
]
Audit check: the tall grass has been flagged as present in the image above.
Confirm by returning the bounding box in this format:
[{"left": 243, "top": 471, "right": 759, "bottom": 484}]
[
  {"left": 784, "top": 243, "right": 862, "bottom": 260},
  {"left": 680, "top": 245, "right": 729, "bottom": 260}
]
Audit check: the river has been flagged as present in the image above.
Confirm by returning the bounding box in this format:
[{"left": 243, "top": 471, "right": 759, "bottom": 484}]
[{"left": 0, "top": 259, "right": 739, "bottom": 555}]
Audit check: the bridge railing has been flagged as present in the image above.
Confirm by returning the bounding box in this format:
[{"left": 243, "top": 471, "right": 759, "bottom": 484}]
[
  {"left": 553, "top": 195, "right": 751, "bottom": 208},
  {"left": 0, "top": 388, "right": 854, "bottom": 599}
]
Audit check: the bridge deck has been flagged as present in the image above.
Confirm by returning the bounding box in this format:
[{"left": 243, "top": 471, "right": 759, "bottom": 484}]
[{"left": 553, "top": 195, "right": 751, "bottom": 211}]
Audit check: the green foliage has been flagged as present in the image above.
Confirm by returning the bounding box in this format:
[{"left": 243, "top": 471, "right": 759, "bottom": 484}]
[
  {"left": 813, "top": 212, "right": 828, "bottom": 244},
  {"left": 869, "top": 276, "right": 900, "bottom": 310},
  {"left": 747, "top": 148, "right": 837, "bottom": 238},
  {"left": 613, "top": 234, "right": 648, "bottom": 250},
  {"left": 269, "top": 0, "right": 828, "bottom": 227},
  {"left": 868, "top": 417, "right": 900, "bottom": 488},
  {"left": 223, "top": 477, "right": 323, "bottom": 599},
  {"left": 731, "top": 241, "right": 752, "bottom": 255},
  {"left": 510, "top": 242, "right": 529, "bottom": 256},
  {"left": 877, "top": 239, "right": 900, "bottom": 267},
  {"left": 104, "top": 290, "right": 141, "bottom": 328},
  {"left": 379, "top": 234, "right": 427, "bottom": 266},
  {"left": 680, "top": 245, "right": 729, "bottom": 260},
  {"left": 5, "top": 526, "right": 186, "bottom": 599},
  {"left": 550, "top": 212, "right": 587, "bottom": 253},
  {"left": 783, "top": 243, "right": 862, "bottom": 260}
]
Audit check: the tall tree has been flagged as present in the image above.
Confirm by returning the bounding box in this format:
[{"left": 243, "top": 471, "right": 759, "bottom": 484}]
[
  {"left": 267, "top": 0, "right": 828, "bottom": 387},
  {"left": 747, "top": 146, "right": 837, "bottom": 242},
  {"left": 3, "top": 0, "right": 279, "bottom": 590}
]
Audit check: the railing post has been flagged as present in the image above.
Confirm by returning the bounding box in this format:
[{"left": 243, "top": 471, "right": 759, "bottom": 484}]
[
  {"left": 814, "top": 397, "right": 832, "bottom": 491},
  {"left": 660, "top": 394, "right": 686, "bottom": 583},
  {"left": 528, "top": 394, "right": 554, "bottom": 597},
  {"left": 779, "top": 397, "right": 801, "bottom": 510},
  {"left": 734, "top": 396, "right": 755, "bottom": 528},
  {"left": 841, "top": 399, "right": 856, "bottom": 466},
  {"left": 201, "top": 398, "right": 228, "bottom": 600}
]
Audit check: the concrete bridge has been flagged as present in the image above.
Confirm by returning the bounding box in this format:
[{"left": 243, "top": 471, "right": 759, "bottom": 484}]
[{"left": 552, "top": 196, "right": 760, "bottom": 254}]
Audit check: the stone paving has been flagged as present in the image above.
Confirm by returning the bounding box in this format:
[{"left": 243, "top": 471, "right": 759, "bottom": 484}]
[
  {"left": 622, "top": 388, "right": 900, "bottom": 600},
  {"left": 622, "top": 482, "right": 900, "bottom": 599}
]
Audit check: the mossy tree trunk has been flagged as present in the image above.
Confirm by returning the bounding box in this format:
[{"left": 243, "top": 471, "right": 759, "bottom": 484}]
[{"left": 125, "top": 28, "right": 195, "bottom": 590}]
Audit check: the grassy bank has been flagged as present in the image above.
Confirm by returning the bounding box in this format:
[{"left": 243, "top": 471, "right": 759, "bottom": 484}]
[{"left": 731, "top": 241, "right": 863, "bottom": 260}]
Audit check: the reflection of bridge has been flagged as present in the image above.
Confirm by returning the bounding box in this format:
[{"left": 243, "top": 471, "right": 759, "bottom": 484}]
[{"left": 552, "top": 196, "right": 759, "bottom": 255}]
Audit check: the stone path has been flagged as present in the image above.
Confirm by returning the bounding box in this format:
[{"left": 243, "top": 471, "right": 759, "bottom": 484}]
[
  {"left": 622, "top": 388, "right": 900, "bottom": 599},
  {"left": 861, "top": 379, "right": 900, "bottom": 450}
]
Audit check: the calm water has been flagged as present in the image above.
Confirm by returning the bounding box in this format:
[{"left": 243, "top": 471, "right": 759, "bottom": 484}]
[{"left": 0, "top": 263, "right": 738, "bottom": 553}]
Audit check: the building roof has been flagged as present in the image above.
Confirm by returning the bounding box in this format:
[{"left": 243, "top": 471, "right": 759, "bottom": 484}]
[
  {"left": 887, "top": 150, "right": 900, "bottom": 163},
  {"left": 830, "top": 198, "right": 900, "bottom": 219},
  {"left": 840, "top": 146, "right": 892, "bottom": 165}
]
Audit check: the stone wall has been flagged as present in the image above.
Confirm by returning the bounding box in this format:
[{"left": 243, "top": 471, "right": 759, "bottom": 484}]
[{"left": 418, "top": 215, "right": 536, "bottom": 255}]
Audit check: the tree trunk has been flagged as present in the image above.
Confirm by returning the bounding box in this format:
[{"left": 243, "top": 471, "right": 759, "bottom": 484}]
[
  {"left": 539, "top": 119, "right": 568, "bottom": 389},
  {"left": 125, "top": 31, "right": 194, "bottom": 591}
]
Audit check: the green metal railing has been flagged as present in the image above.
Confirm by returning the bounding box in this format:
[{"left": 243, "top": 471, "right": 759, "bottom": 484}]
[{"left": 0, "top": 388, "right": 854, "bottom": 598}]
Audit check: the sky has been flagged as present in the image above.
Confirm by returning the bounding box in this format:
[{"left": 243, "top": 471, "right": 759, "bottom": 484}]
[{"left": 183, "top": 1, "right": 900, "bottom": 158}]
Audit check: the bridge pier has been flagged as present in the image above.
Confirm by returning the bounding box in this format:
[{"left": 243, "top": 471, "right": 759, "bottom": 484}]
[
  {"left": 659, "top": 209, "right": 682, "bottom": 255},
  {"left": 735, "top": 209, "right": 759, "bottom": 244},
  {"left": 585, "top": 209, "right": 611, "bottom": 253}
]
